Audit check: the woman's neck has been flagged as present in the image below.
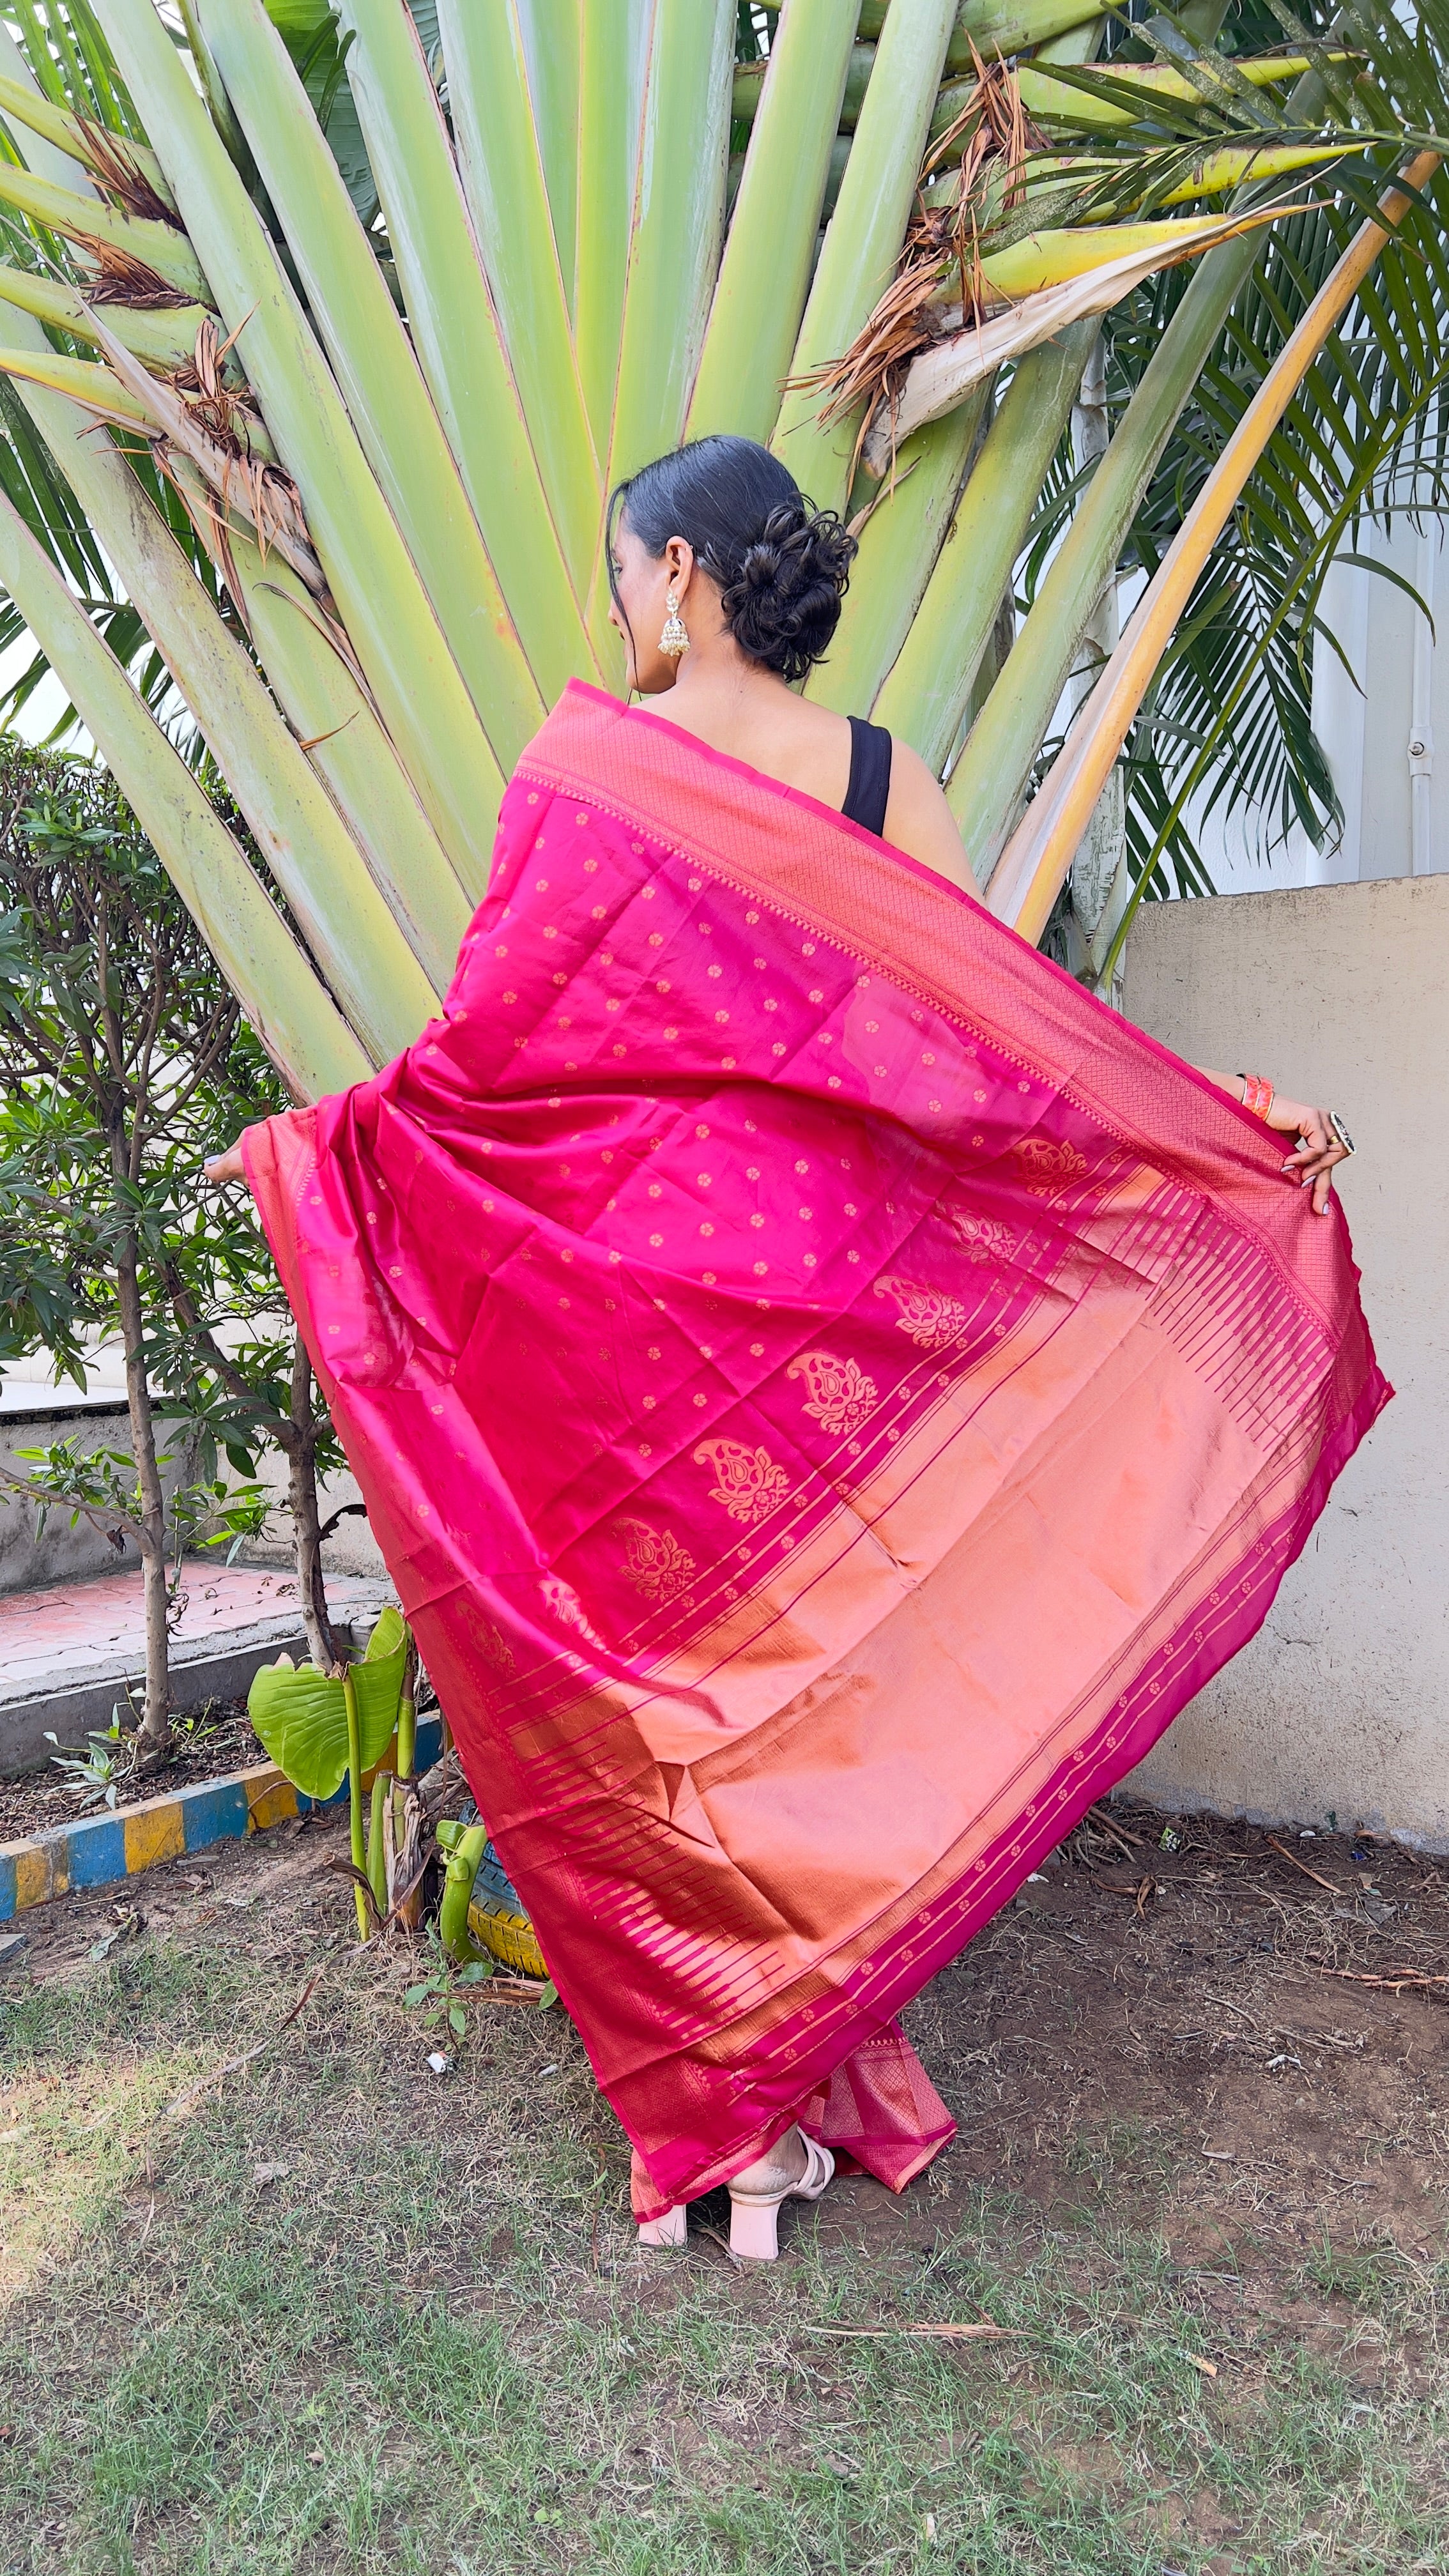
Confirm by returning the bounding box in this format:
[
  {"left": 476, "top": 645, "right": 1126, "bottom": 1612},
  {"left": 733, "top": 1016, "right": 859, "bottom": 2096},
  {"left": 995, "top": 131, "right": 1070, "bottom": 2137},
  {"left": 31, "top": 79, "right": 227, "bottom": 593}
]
[{"left": 639, "top": 643, "right": 854, "bottom": 809}]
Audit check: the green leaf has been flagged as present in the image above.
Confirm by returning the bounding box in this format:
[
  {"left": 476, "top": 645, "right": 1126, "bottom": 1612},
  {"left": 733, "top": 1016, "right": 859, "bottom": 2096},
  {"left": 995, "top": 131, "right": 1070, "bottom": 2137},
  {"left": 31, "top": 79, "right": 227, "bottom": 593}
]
[
  {"left": 447, "top": 2000, "right": 466, "bottom": 2038},
  {"left": 248, "top": 1632, "right": 407, "bottom": 1798},
  {"left": 363, "top": 1602, "right": 408, "bottom": 1663},
  {"left": 247, "top": 1659, "right": 350, "bottom": 1800}
]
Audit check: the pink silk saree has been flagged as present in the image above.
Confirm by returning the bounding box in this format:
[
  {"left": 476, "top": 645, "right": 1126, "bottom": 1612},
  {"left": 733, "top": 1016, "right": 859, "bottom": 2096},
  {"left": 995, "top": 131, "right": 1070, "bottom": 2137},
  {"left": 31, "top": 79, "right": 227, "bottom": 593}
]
[{"left": 245, "top": 679, "right": 1389, "bottom": 2216}]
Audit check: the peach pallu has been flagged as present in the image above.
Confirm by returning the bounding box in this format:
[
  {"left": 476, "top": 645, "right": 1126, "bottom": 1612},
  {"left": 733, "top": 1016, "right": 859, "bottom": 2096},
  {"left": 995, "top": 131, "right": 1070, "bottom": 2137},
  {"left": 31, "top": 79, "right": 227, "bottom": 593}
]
[{"left": 243, "top": 679, "right": 1389, "bottom": 2216}]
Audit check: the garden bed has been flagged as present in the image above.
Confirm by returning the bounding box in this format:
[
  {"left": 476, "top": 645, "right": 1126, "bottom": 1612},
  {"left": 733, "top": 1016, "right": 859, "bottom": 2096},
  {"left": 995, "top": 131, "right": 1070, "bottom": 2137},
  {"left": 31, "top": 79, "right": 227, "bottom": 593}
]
[
  {"left": 0, "top": 1696, "right": 263, "bottom": 1842},
  {"left": 1, "top": 1798, "right": 1445, "bottom": 2572}
]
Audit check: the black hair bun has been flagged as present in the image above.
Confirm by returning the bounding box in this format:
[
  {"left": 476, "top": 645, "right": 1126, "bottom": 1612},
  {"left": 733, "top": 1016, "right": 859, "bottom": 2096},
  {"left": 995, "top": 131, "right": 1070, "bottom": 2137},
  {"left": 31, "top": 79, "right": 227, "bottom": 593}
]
[
  {"left": 609, "top": 437, "right": 858, "bottom": 682},
  {"left": 717, "top": 502, "right": 857, "bottom": 684}
]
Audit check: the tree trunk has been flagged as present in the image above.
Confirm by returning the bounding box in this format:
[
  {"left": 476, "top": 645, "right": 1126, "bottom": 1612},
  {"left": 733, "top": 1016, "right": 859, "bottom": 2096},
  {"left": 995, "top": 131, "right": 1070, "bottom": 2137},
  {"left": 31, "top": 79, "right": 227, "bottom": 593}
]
[
  {"left": 1064, "top": 332, "right": 1130, "bottom": 999},
  {"left": 289, "top": 1333, "right": 341, "bottom": 1672},
  {"left": 114, "top": 1239, "right": 172, "bottom": 1764}
]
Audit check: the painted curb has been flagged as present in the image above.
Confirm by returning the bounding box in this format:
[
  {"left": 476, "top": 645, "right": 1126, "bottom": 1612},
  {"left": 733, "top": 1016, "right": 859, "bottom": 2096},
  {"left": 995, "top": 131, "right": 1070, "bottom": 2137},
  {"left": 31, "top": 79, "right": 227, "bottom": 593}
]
[{"left": 0, "top": 1715, "right": 443, "bottom": 1922}]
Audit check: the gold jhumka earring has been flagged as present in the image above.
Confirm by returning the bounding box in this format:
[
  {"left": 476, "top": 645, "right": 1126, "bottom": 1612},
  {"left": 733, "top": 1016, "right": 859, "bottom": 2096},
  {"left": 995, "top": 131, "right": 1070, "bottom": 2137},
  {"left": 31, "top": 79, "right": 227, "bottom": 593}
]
[{"left": 658, "top": 586, "right": 689, "bottom": 657}]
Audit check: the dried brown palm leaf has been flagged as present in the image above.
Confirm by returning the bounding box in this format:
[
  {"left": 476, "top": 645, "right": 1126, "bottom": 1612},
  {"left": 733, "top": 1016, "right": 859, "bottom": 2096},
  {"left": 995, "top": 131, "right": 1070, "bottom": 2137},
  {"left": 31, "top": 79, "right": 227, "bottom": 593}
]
[
  {"left": 169, "top": 315, "right": 272, "bottom": 463},
  {"left": 76, "top": 117, "right": 178, "bottom": 229},
  {"left": 857, "top": 199, "right": 1297, "bottom": 475},
  {"left": 78, "top": 304, "right": 328, "bottom": 605},
  {"left": 79, "top": 238, "right": 192, "bottom": 309},
  {"left": 797, "top": 50, "right": 1043, "bottom": 469}
]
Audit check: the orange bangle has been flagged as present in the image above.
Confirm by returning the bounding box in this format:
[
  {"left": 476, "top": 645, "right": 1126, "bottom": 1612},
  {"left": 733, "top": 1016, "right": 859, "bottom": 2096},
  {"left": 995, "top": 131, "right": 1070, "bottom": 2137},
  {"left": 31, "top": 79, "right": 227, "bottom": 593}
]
[{"left": 1241, "top": 1073, "right": 1274, "bottom": 1119}]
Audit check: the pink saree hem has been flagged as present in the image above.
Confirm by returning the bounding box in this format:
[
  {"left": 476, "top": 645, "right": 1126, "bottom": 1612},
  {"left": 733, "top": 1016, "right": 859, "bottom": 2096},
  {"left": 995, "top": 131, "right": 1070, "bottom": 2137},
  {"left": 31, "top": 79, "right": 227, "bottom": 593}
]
[
  {"left": 627, "top": 2017, "right": 956, "bottom": 2220},
  {"left": 243, "top": 680, "right": 1388, "bottom": 2211}
]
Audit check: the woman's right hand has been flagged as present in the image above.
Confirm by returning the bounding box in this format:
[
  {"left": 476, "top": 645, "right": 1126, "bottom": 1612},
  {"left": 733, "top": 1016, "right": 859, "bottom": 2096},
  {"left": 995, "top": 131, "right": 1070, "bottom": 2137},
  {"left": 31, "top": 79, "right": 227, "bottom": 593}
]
[{"left": 203, "top": 1138, "right": 249, "bottom": 1185}]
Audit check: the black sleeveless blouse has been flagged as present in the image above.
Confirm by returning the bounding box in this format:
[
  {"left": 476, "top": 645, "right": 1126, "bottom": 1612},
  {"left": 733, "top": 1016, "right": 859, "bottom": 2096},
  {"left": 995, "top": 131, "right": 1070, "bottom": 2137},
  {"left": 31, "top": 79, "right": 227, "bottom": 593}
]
[{"left": 842, "top": 714, "right": 893, "bottom": 838}]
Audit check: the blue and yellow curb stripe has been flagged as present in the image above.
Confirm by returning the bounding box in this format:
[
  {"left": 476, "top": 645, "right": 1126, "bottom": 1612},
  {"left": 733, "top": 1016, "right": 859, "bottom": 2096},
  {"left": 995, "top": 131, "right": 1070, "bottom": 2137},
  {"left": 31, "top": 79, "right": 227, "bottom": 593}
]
[{"left": 0, "top": 1717, "right": 443, "bottom": 1924}]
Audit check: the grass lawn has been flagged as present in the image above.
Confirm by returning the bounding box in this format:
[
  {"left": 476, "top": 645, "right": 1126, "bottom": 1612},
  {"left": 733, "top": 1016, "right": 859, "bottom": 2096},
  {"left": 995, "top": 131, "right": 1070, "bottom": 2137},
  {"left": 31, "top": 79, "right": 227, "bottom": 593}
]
[{"left": 1, "top": 1802, "right": 1445, "bottom": 2575}]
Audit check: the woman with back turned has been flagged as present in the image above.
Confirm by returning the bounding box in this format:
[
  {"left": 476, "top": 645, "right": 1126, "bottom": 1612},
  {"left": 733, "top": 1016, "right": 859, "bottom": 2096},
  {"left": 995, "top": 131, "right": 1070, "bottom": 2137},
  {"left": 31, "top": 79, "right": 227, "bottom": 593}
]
[{"left": 210, "top": 434, "right": 1379, "bottom": 2260}]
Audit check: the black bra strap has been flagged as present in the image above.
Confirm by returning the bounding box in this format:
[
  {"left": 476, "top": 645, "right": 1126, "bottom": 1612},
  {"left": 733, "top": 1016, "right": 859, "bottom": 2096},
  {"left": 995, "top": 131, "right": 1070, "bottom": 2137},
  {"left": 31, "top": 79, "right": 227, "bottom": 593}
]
[{"left": 843, "top": 714, "right": 893, "bottom": 839}]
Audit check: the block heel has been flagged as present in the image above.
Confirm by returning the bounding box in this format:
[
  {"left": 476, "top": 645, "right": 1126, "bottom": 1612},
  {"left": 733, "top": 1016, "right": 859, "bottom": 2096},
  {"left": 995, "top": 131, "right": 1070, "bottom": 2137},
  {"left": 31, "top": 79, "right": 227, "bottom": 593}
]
[{"left": 727, "top": 2129, "right": 834, "bottom": 2263}]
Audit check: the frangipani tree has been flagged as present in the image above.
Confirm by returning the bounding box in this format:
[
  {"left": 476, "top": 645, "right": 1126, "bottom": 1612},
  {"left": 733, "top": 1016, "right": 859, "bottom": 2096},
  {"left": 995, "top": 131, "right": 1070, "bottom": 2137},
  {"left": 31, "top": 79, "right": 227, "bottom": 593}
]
[{"left": 0, "top": 0, "right": 1443, "bottom": 1100}]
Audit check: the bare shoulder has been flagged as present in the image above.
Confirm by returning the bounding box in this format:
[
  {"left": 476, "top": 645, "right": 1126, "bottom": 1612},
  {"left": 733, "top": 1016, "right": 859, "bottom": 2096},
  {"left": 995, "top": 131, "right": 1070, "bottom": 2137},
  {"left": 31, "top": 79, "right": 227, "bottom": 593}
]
[{"left": 882, "top": 737, "right": 980, "bottom": 900}]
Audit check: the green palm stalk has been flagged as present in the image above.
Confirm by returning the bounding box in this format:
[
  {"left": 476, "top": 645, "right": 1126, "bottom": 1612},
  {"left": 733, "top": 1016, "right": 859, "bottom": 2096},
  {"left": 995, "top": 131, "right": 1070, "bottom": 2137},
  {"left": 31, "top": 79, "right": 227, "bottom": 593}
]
[
  {"left": 574, "top": 0, "right": 647, "bottom": 457},
  {"left": 770, "top": 0, "right": 959, "bottom": 515},
  {"left": 192, "top": 0, "right": 548, "bottom": 776},
  {"left": 688, "top": 0, "right": 861, "bottom": 445},
  {"left": 0, "top": 480, "right": 364, "bottom": 1100},
  {"left": 0, "top": 0, "right": 1439, "bottom": 1092},
  {"left": 607, "top": 0, "right": 735, "bottom": 487},
  {"left": 872, "top": 325, "right": 1098, "bottom": 763}
]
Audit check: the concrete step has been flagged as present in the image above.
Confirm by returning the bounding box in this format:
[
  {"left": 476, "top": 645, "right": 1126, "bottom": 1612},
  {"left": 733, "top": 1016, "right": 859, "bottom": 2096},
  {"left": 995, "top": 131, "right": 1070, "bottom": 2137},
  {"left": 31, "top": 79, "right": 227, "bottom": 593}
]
[{"left": 0, "top": 1564, "right": 396, "bottom": 1773}]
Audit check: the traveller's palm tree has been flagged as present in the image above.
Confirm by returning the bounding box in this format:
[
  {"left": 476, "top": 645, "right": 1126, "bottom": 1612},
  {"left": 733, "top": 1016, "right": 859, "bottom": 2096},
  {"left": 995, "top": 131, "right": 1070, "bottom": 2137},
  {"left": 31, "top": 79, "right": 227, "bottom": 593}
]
[{"left": 0, "top": 0, "right": 1443, "bottom": 1097}]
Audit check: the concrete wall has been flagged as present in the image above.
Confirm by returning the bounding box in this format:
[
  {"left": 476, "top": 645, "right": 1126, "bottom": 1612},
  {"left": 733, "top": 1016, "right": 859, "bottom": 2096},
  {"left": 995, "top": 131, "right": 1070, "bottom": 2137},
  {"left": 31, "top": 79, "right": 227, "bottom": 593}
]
[
  {"left": 0, "top": 1392, "right": 199, "bottom": 1592},
  {"left": 0, "top": 1349, "right": 387, "bottom": 1595},
  {"left": 1120, "top": 873, "right": 1448, "bottom": 1848},
  {"left": 238, "top": 1453, "right": 387, "bottom": 1583}
]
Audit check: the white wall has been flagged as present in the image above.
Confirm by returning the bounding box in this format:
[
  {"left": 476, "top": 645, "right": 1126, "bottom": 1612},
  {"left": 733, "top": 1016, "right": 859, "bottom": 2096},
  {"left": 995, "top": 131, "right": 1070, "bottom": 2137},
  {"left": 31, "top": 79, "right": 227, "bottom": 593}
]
[
  {"left": 1119, "top": 873, "right": 1448, "bottom": 1848},
  {"left": 0, "top": 1370, "right": 200, "bottom": 1591},
  {"left": 1192, "top": 522, "right": 1449, "bottom": 896}
]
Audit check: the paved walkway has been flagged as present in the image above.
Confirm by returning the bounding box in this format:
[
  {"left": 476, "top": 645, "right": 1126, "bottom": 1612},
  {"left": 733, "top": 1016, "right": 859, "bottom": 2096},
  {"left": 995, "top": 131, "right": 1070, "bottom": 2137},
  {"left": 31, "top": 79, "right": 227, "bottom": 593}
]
[
  {"left": 0, "top": 1563, "right": 395, "bottom": 1683},
  {"left": 0, "top": 1564, "right": 395, "bottom": 1770}
]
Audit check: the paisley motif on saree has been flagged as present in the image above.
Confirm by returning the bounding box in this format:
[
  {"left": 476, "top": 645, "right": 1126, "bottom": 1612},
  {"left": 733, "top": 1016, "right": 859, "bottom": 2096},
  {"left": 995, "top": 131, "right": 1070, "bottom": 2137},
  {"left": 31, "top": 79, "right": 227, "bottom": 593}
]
[{"left": 244, "top": 680, "right": 1390, "bottom": 2212}]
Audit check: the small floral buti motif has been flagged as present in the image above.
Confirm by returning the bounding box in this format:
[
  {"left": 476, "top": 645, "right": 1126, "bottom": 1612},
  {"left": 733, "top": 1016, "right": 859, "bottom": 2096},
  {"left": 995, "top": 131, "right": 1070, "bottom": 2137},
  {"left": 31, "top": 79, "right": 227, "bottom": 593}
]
[
  {"left": 948, "top": 1210, "right": 1016, "bottom": 1266},
  {"left": 874, "top": 1274, "right": 967, "bottom": 1353},
  {"left": 693, "top": 1437, "right": 792, "bottom": 1526},
  {"left": 787, "top": 1349, "right": 878, "bottom": 1438},
  {"left": 621, "top": 1519, "right": 696, "bottom": 1604},
  {"left": 540, "top": 1574, "right": 608, "bottom": 1650},
  {"left": 1013, "top": 1138, "right": 1088, "bottom": 1197}
]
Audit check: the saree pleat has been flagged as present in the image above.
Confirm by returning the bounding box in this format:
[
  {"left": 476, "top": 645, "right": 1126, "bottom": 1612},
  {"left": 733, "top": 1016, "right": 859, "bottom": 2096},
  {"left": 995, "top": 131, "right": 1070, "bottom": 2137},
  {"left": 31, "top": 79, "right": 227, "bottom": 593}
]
[{"left": 245, "top": 681, "right": 1388, "bottom": 2209}]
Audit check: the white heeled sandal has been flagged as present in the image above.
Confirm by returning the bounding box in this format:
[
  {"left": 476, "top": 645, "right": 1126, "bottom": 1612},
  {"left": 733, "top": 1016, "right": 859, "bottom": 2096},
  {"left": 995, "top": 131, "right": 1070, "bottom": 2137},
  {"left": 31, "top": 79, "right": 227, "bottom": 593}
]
[
  {"left": 726, "top": 2128, "right": 835, "bottom": 2262},
  {"left": 635, "top": 2128, "right": 835, "bottom": 2260}
]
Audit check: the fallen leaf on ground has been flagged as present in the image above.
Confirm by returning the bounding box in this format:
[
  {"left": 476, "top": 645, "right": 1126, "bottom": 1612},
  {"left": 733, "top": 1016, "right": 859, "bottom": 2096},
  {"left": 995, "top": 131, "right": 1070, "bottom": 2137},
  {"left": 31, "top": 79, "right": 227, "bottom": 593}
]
[
  {"left": 808, "top": 2320, "right": 1019, "bottom": 2340},
  {"left": 89, "top": 1907, "right": 144, "bottom": 1961},
  {"left": 1184, "top": 2352, "right": 1220, "bottom": 2377},
  {"left": 695, "top": 2220, "right": 741, "bottom": 2266},
  {"left": 252, "top": 2163, "right": 289, "bottom": 2186}
]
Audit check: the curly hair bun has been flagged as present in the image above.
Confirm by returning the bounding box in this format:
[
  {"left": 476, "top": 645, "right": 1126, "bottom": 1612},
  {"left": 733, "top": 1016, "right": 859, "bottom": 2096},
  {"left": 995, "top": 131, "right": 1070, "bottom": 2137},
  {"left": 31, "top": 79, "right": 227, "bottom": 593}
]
[
  {"left": 718, "top": 502, "right": 857, "bottom": 684},
  {"left": 608, "top": 438, "right": 859, "bottom": 682}
]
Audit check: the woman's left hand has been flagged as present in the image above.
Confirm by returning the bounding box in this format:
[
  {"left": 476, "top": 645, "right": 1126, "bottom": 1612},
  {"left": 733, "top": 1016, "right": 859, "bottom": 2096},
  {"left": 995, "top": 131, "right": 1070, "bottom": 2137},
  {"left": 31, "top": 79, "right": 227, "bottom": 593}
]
[
  {"left": 203, "top": 1139, "right": 249, "bottom": 1186},
  {"left": 1262, "top": 1093, "right": 1351, "bottom": 1216}
]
